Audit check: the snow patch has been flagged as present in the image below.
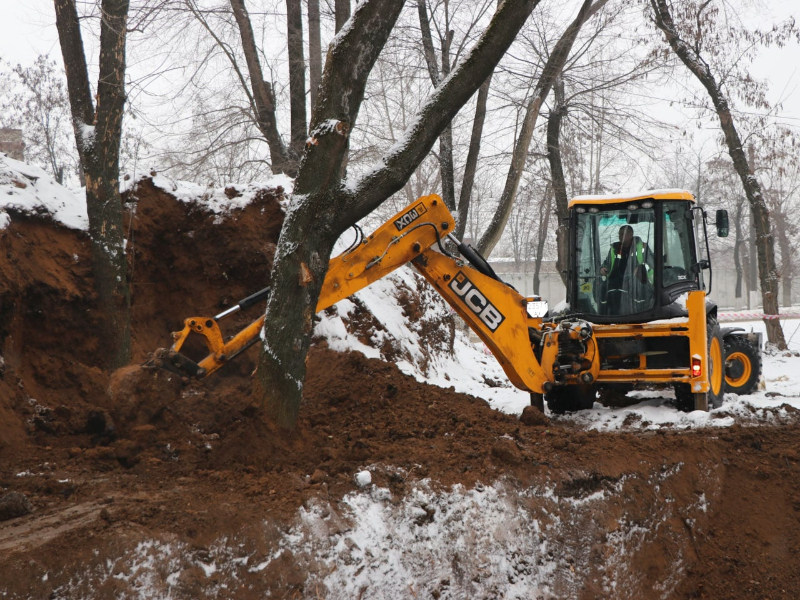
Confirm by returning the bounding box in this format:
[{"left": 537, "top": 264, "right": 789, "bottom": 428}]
[
  {"left": 354, "top": 470, "right": 372, "bottom": 488},
  {"left": 122, "top": 171, "right": 292, "bottom": 215},
  {"left": 0, "top": 154, "right": 88, "bottom": 230}
]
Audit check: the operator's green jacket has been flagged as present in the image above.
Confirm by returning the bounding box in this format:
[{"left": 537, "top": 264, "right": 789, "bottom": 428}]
[{"left": 602, "top": 238, "right": 654, "bottom": 285}]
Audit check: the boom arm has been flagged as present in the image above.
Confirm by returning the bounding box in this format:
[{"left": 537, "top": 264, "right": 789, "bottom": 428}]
[{"left": 157, "top": 194, "right": 550, "bottom": 392}]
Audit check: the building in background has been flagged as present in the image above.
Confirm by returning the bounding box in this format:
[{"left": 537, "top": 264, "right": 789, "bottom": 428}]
[{"left": 0, "top": 128, "right": 24, "bottom": 161}]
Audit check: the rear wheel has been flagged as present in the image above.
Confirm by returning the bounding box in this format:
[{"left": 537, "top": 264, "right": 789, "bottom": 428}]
[
  {"left": 545, "top": 385, "right": 597, "bottom": 414},
  {"left": 673, "top": 319, "right": 724, "bottom": 411},
  {"left": 724, "top": 336, "right": 761, "bottom": 396},
  {"left": 705, "top": 321, "right": 725, "bottom": 409}
]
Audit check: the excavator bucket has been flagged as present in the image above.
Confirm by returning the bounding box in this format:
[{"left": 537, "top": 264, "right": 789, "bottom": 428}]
[{"left": 141, "top": 347, "right": 207, "bottom": 380}]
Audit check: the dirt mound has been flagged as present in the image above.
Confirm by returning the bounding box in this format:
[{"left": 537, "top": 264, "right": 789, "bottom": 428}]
[
  {"left": 123, "top": 178, "right": 285, "bottom": 363},
  {"left": 0, "top": 178, "right": 800, "bottom": 598},
  {"left": 0, "top": 177, "right": 285, "bottom": 460}
]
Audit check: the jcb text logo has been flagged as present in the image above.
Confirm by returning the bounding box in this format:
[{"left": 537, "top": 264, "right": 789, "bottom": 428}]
[
  {"left": 394, "top": 203, "right": 427, "bottom": 231},
  {"left": 449, "top": 271, "right": 505, "bottom": 332}
]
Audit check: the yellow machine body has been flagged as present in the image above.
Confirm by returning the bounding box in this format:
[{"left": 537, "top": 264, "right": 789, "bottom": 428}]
[{"left": 162, "top": 193, "right": 718, "bottom": 409}]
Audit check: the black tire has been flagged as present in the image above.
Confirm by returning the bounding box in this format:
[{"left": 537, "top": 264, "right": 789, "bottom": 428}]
[
  {"left": 723, "top": 335, "right": 761, "bottom": 396},
  {"left": 673, "top": 319, "right": 724, "bottom": 411},
  {"left": 673, "top": 383, "right": 695, "bottom": 412},
  {"left": 545, "top": 385, "right": 597, "bottom": 414}
]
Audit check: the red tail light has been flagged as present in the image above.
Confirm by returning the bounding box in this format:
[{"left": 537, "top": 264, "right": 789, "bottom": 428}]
[{"left": 691, "top": 355, "right": 702, "bottom": 378}]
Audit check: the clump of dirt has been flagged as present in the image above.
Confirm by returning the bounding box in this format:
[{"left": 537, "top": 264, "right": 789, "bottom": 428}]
[{"left": 0, "top": 177, "right": 799, "bottom": 599}]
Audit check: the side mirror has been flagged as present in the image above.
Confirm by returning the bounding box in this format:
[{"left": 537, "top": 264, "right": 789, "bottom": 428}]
[{"left": 716, "top": 209, "right": 729, "bottom": 238}]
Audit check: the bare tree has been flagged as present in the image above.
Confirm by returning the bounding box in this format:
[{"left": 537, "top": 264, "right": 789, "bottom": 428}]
[
  {"left": 286, "top": 0, "right": 307, "bottom": 159},
  {"left": 308, "top": 0, "right": 322, "bottom": 114},
  {"left": 256, "top": 0, "right": 544, "bottom": 428},
  {"left": 334, "top": 0, "right": 350, "bottom": 32},
  {"left": 477, "top": 0, "right": 607, "bottom": 256},
  {"left": 547, "top": 75, "right": 569, "bottom": 284},
  {"left": 0, "top": 56, "right": 78, "bottom": 185},
  {"left": 532, "top": 183, "right": 553, "bottom": 295},
  {"left": 754, "top": 130, "right": 800, "bottom": 307},
  {"left": 649, "top": 0, "right": 793, "bottom": 348},
  {"left": 226, "top": 0, "right": 293, "bottom": 174},
  {"left": 54, "top": 0, "right": 132, "bottom": 368},
  {"left": 417, "top": 0, "right": 456, "bottom": 211},
  {"left": 455, "top": 72, "right": 492, "bottom": 240},
  {"left": 417, "top": 0, "right": 495, "bottom": 218}
]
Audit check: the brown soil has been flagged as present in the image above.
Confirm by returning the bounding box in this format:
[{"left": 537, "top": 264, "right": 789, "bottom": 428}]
[{"left": 1, "top": 178, "right": 799, "bottom": 598}]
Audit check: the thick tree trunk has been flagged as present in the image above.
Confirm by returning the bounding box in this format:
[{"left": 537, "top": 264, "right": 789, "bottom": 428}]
[
  {"left": 230, "top": 0, "right": 293, "bottom": 175},
  {"left": 308, "top": 0, "right": 321, "bottom": 115},
  {"left": 54, "top": 0, "right": 131, "bottom": 369},
  {"left": 286, "top": 0, "right": 307, "bottom": 159},
  {"left": 547, "top": 76, "right": 570, "bottom": 286},
  {"left": 455, "top": 72, "right": 492, "bottom": 240},
  {"left": 477, "top": 0, "right": 602, "bottom": 257},
  {"left": 650, "top": 0, "right": 786, "bottom": 348},
  {"left": 256, "top": 0, "right": 543, "bottom": 428}
]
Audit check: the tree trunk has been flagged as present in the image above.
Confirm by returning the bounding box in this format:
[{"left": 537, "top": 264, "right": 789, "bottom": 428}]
[
  {"left": 256, "top": 0, "right": 543, "bottom": 429},
  {"left": 334, "top": 0, "right": 350, "bottom": 32},
  {"left": 286, "top": 0, "right": 307, "bottom": 160},
  {"left": 308, "top": 0, "right": 321, "bottom": 116},
  {"left": 733, "top": 199, "right": 744, "bottom": 299},
  {"left": 477, "top": 0, "right": 603, "bottom": 257},
  {"left": 417, "top": 0, "right": 456, "bottom": 212},
  {"left": 455, "top": 72, "right": 492, "bottom": 240},
  {"left": 774, "top": 208, "right": 793, "bottom": 307},
  {"left": 650, "top": 0, "right": 786, "bottom": 348},
  {"left": 230, "top": 0, "right": 293, "bottom": 175},
  {"left": 547, "top": 76, "right": 570, "bottom": 285},
  {"left": 593, "top": 96, "right": 604, "bottom": 193},
  {"left": 54, "top": 0, "right": 131, "bottom": 369},
  {"left": 533, "top": 184, "right": 552, "bottom": 295}
]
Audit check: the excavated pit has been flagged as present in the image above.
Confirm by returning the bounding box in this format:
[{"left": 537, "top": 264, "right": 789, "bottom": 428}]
[{"left": 0, "top": 178, "right": 799, "bottom": 598}]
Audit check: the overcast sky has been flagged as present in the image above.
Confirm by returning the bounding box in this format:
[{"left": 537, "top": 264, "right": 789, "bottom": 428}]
[
  {"left": 2, "top": 0, "right": 799, "bottom": 173},
  {"left": 2, "top": 0, "right": 798, "bottom": 115}
]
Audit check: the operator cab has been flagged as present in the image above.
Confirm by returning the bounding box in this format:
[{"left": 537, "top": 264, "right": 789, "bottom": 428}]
[{"left": 566, "top": 189, "right": 727, "bottom": 323}]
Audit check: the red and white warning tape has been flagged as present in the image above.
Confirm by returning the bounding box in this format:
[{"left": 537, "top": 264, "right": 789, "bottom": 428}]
[{"left": 718, "top": 310, "right": 800, "bottom": 321}]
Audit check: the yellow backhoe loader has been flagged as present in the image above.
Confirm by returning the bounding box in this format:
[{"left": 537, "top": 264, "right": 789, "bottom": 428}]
[{"left": 147, "top": 190, "right": 760, "bottom": 413}]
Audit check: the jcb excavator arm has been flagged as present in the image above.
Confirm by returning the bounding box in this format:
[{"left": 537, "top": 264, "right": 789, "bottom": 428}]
[{"left": 152, "top": 194, "right": 553, "bottom": 394}]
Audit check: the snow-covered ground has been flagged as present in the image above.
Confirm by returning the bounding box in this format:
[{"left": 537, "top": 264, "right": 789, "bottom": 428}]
[
  {"left": 0, "top": 153, "right": 293, "bottom": 231},
  {"left": 7, "top": 155, "right": 799, "bottom": 597}
]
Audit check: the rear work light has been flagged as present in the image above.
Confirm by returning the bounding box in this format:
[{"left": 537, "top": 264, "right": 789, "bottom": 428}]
[{"left": 691, "top": 354, "right": 702, "bottom": 378}]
